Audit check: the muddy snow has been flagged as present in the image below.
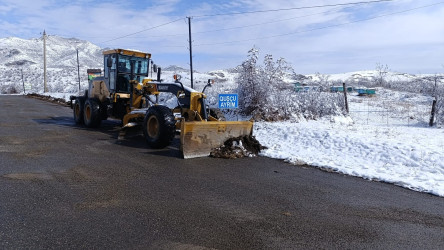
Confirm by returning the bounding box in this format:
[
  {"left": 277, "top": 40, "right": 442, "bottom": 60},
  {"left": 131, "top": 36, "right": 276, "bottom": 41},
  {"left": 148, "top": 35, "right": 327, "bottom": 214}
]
[{"left": 210, "top": 135, "right": 266, "bottom": 159}]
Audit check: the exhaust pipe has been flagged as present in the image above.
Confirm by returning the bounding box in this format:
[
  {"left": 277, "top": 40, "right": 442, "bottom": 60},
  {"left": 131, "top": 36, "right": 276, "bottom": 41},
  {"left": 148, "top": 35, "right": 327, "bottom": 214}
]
[{"left": 157, "top": 67, "right": 161, "bottom": 82}]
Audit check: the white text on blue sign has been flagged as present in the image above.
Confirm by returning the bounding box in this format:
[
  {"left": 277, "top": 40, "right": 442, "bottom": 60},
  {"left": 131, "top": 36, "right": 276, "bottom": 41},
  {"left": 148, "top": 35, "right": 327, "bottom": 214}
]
[{"left": 218, "top": 94, "right": 238, "bottom": 109}]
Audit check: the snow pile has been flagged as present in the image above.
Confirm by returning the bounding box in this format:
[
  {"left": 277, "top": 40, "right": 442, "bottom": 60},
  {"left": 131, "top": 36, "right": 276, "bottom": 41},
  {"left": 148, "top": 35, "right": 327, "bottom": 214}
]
[
  {"left": 26, "top": 93, "right": 70, "bottom": 106},
  {"left": 210, "top": 135, "right": 266, "bottom": 159},
  {"left": 254, "top": 119, "right": 444, "bottom": 197}
]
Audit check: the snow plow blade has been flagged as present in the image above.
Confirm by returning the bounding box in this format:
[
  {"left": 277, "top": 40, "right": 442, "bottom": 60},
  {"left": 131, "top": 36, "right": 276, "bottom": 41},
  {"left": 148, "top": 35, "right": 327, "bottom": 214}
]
[{"left": 180, "top": 120, "right": 254, "bottom": 159}]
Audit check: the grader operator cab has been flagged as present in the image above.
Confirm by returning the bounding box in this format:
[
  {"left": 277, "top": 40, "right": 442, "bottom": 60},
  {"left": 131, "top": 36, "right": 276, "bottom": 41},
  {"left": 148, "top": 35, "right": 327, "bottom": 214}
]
[{"left": 70, "top": 49, "right": 253, "bottom": 159}]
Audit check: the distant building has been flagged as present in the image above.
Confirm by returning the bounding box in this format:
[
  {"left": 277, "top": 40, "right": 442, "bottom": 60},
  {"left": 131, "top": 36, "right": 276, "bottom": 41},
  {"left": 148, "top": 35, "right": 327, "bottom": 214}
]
[{"left": 356, "top": 87, "right": 376, "bottom": 96}]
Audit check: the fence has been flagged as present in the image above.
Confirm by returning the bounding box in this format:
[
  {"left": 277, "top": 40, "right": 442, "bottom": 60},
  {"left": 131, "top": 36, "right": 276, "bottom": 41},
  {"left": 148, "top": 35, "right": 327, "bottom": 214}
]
[{"left": 348, "top": 95, "right": 435, "bottom": 127}]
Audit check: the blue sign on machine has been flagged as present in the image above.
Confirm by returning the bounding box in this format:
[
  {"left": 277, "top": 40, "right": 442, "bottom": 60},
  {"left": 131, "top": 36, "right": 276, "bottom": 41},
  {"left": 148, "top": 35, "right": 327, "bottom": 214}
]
[{"left": 218, "top": 93, "right": 238, "bottom": 109}]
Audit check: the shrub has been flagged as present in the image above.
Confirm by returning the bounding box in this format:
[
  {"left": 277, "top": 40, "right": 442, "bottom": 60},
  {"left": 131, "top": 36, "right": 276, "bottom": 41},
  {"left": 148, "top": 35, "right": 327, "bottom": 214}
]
[{"left": 235, "top": 47, "right": 346, "bottom": 121}]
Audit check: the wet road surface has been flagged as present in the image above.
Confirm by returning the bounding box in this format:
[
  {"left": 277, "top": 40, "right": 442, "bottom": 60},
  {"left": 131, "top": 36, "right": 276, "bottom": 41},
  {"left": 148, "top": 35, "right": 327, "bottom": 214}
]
[{"left": 0, "top": 95, "right": 443, "bottom": 249}]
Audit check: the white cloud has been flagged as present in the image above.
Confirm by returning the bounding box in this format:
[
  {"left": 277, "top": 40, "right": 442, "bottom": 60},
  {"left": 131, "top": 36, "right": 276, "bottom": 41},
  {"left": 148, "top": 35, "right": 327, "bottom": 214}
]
[{"left": 1, "top": 0, "right": 443, "bottom": 73}]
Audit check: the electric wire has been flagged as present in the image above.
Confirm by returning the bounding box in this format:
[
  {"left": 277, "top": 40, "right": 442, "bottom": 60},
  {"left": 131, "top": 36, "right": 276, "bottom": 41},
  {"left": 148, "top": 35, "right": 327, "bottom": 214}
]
[
  {"left": 193, "top": 1, "right": 444, "bottom": 47},
  {"left": 43, "top": 0, "right": 394, "bottom": 45},
  {"left": 38, "top": 0, "right": 440, "bottom": 61},
  {"left": 105, "top": 7, "right": 344, "bottom": 39},
  {"left": 126, "top": 7, "right": 344, "bottom": 39},
  {"left": 191, "top": 0, "right": 394, "bottom": 18},
  {"left": 97, "top": 0, "right": 393, "bottom": 43},
  {"left": 100, "top": 17, "right": 185, "bottom": 44},
  {"left": 191, "top": 7, "right": 344, "bottom": 35}
]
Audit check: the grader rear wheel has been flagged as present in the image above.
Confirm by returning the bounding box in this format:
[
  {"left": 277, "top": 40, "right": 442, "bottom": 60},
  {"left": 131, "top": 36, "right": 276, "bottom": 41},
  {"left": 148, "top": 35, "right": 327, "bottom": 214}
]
[
  {"left": 83, "top": 98, "right": 102, "bottom": 128},
  {"left": 73, "top": 97, "right": 85, "bottom": 124}
]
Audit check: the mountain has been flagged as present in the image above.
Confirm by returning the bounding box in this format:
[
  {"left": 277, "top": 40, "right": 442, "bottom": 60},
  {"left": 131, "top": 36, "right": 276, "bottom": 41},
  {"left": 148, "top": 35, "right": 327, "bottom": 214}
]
[
  {"left": 163, "top": 65, "right": 190, "bottom": 72},
  {"left": 0, "top": 36, "right": 218, "bottom": 94},
  {"left": 0, "top": 36, "right": 102, "bottom": 69},
  {"left": 1, "top": 35, "right": 441, "bottom": 95},
  {"left": 0, "top": 36, "right": 102, "bottom": 93}
]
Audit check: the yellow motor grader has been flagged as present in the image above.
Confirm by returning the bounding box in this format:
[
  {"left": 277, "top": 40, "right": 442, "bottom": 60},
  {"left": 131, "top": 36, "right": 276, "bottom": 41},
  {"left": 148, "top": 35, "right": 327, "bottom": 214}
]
[{"left": 70, "top": 49, "right": 253, "bottom": 158}]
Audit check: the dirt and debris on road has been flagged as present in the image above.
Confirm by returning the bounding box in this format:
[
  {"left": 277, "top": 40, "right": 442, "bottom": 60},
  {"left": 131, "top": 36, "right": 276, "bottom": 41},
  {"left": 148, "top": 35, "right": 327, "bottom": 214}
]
[
  {"left": 210, "top": 135, "right": 267, "bottom": 159},
  {"left": 26, "top": 93, "right": 70, "bottom": 106}
]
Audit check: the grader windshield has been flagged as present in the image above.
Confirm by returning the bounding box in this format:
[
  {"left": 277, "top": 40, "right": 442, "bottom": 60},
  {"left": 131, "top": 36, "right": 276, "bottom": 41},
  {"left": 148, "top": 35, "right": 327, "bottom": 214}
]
[
  {"left": 117, "top": 55, "right": 149, "bottom": 76},
  {"left": 103, "top": 49, "right": 151, "bottom": 93}
]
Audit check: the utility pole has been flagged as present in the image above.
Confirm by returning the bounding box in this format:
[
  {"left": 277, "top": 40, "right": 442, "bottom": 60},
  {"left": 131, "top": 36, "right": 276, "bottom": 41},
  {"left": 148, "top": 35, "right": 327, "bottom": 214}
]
[
  {"left": 43, "top": 30, "right": 47, "bottom": 92},
  {"left": 430, "top": 99, "right": 437, "bottom": 127},
  {"left": 77, "top": 48, "right": 81, "bottom": 93},
  {"left": 21, "top": 69, "right": 25, "bottom": 94},
  {"left": 343, "top": 82, "right": 349, "bottom": 114},
  {"left": 187, "top": 17, "right": 194, "bottom": 89},
  {"left": 430, "top": 75, "right": 439, "bottom": 127}
]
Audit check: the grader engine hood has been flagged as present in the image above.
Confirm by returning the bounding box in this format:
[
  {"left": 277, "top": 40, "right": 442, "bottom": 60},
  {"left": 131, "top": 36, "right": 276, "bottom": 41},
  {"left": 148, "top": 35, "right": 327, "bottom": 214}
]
[{"left": 180, "top": 120, "right": 254, "bottom": 159}]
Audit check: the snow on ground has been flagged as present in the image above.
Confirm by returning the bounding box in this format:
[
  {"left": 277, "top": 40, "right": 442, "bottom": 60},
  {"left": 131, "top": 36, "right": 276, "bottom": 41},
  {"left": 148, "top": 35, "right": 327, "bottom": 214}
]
[
  {"left": 254, "top": 91, "right": 444, "bottom": 197},
  {"left": 45, "top": 92, "right": 75, "bottom": 102}
]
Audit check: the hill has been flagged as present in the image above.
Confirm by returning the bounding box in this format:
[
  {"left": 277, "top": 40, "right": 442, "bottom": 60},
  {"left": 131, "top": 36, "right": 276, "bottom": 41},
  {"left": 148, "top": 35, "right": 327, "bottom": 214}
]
[
  {"left": 0, "top": 36, "right": 102, "bottom": 93},
  {"left": 0, "top": 35, "right": 442, "bottom": 94}
]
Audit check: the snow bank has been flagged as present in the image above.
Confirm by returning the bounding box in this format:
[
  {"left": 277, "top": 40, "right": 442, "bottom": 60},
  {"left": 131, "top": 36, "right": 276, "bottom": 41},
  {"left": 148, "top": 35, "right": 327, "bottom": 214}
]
[
  {"left": 254, "top": 119, "right": 444, "bottom": 197},
  {"left": 45, "top": 92, "right": 74, "bottom": 102}
]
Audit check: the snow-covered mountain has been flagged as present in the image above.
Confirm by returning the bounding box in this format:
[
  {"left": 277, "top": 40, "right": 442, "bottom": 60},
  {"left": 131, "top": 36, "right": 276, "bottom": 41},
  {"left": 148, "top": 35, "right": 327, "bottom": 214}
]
[
  {"left": 0, "top": 35, "right": 232, "bottom": 94},
  {"left": 0, "top": 36, "right": 102, "bottom": 68},
  {"left": 1, "top": 35, "right": 442, "bottom": 94},
  {"left": 0, "top": 36, "right": 102, "bottom": 93},
  {"left": 163, "top": 65, "right": 190, "bottom": 72}
]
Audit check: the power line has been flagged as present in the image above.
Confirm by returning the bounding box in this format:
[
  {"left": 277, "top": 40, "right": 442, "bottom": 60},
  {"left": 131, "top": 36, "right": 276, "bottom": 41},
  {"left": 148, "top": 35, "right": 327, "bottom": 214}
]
[
  {"left": 46, "top": 36, "right": 79, "bottom": 66},
  {"left": 96, "top": 8, "right": 344, "bottom": 40},
  {"left": 35, "top": 1, "right": 394, "bottom": 48},
  {"left": 192, "top": 7, "right": 344, "bottom": 35},
  {"left": 50, "top": 7, "right": 344, "bottom": 41},
  {"left": 104, "top": 43, "right": 186, "bottom": 48},
  {"left": 96, "top": 6, "right": 346, "bottom": 41},
  {"left": 45, "top": 1, "right": 392, "bottom": 45},
  {"left": 192, "top": 0, "right": 394, "bottom": 18},
  {"left": 100, "top": 18, "right": 185, "bottom": 44},
  {"left": 194, "top": 1, "right": 444, "bottom": 47}
]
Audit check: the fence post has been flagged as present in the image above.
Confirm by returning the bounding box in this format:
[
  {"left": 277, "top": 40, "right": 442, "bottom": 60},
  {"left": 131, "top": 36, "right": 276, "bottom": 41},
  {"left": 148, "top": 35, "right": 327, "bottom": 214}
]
[
  {"left": 429, "top": 98, "right": 437, "bottom": 127},
  {"left": 21, "top": 69, "right": 25, "bottom": 94},
  {"left": 343, "top": 82, "right": 349, "bottom": 114}
]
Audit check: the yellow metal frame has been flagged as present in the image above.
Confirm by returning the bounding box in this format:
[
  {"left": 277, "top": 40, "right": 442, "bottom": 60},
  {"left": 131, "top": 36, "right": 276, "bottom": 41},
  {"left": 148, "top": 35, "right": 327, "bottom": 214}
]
[
  {"left": 112, "top": 93, "right": 131, "bottom": 103},
  {"left": 103, "top": 49, "right": 151, "bottom": 59},
  {"left": 123, "top": 113, "right": 145, "bottom": 126}
]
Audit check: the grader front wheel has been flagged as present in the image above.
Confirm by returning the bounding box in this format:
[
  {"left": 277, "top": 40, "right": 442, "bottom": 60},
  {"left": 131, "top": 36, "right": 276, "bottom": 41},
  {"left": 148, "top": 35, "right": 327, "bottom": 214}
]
[{"left": 143, "top": 105, "right": 176, "bottom": 149}]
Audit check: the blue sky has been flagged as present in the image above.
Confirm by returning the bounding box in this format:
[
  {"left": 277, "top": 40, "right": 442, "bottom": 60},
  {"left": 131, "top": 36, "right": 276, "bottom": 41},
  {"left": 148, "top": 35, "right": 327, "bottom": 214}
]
[{"left": 1, "top": 0, "right": 443, "bottom": 74}]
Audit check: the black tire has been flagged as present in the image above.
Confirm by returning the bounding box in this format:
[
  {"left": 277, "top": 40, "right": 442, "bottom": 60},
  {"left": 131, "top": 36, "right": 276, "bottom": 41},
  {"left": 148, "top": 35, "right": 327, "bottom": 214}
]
[
  {"left": 209, "top": 108, "right": 226, "bottom": 121},
  {"left": 99, "top": 102, "right": 109, "bottom": 121},
  {"left": 83, "top": 98, "right": 102, "bottom": 128},
  {"left": 73, "top": 97, "right": 85, "bottom": 124},
  {"left": 143, "top": 105, "right": 176, "bottom": 149}
]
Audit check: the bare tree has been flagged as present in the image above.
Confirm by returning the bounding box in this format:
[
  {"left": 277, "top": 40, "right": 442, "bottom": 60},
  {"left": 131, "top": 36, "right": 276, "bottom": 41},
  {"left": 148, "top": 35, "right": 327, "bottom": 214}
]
[
  {"left": 236, "top": 47, "right": 346, "bottom": 121},
  {"left": 373, "top": 63, "right": 389, "bottom": 87},
  {"left": 237, "top": 47, "right": 263, "bottom": 115},
  {"left": 314, "top": 72, "right": 331, "bottom": 92}
]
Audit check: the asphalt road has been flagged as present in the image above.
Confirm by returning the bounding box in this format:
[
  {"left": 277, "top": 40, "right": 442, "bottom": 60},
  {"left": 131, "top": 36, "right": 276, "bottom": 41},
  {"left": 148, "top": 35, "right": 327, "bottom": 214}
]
[{"left": 0, "top": 95, "right": 443, "bottom": 249}]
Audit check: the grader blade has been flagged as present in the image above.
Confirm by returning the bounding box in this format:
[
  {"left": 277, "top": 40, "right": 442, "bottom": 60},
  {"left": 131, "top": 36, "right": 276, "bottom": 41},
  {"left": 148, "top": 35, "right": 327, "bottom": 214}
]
[{"left": 180, "top": 121, "right": 254, "bottom": 159}]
